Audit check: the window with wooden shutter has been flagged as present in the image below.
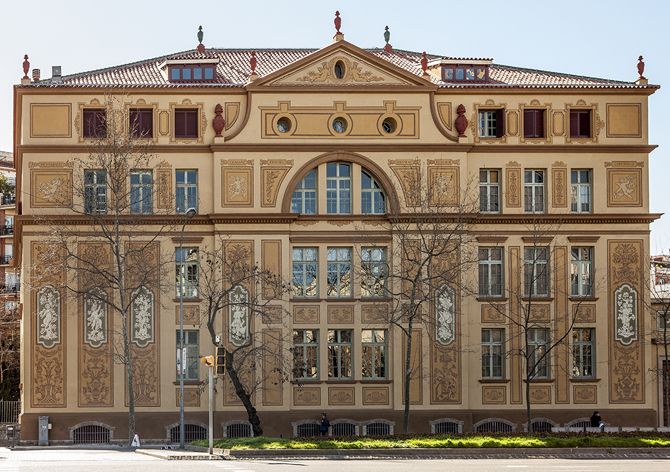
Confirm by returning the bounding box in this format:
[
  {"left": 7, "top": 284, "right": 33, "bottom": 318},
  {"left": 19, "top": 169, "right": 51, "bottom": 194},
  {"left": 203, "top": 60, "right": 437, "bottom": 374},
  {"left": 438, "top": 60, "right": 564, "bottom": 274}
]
[
  {"left": 569, "top": 110, "right": 591, "bottom": 138},
  {"left": 174, "top": 108, "right": 199, "bottom": 139},
  {"left": 524, "top": 109, "right": 545, "bottom": 138},
  {"left": 129, "top": 108, "right": 153, "bottom": 138},
  {"left": 495, "top": 109, "right": 505, "bottom": 138},
  {"left": 83, "top": 108, "right": 107, "bottom": 139}
]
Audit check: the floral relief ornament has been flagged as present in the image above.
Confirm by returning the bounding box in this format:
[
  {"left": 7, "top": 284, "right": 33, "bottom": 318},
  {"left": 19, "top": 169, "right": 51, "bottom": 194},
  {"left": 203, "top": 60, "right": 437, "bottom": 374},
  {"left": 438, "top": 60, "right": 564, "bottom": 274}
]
[
  {"left": 131, "top": 287, "right": 154, "bottom": 347},
  {"left": 37, "top": 286, "right": 60, "bottom": 348},
  {"left": 84, "top": 290, "right": 107, "bottom": 348},
  {"left": 435, "top": 285, "right": 456, "bottom": 345},
  {"left": 614, "top": 283, "right": 637, "bottom": 345}
]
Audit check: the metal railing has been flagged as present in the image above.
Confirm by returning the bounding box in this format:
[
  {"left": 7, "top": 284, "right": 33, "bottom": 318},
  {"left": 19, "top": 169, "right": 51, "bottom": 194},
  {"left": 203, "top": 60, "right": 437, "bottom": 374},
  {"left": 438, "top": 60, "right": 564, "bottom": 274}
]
[
  {"left": 0, "top": 195, "right": 15, "bottom": 206},
  {"left": 0, "top": 400, "right": 20, "bottom": 423},
  {"left": 0, "top": 226, "right": 12, "bottom": 236}
]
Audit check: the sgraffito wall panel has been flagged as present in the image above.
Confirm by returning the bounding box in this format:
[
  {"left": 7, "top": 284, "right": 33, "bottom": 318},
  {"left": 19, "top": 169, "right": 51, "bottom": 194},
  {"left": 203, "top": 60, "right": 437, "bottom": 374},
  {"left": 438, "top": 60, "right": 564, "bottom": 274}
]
[
  {"left": 608, "top": 239, "right": 645, "bottom": 404},
  {"left": 262, "top": 329, "right": 283, "bottom": 406},
  {"left": 31, "top": 242, "right": 67, "bottom": 408}
]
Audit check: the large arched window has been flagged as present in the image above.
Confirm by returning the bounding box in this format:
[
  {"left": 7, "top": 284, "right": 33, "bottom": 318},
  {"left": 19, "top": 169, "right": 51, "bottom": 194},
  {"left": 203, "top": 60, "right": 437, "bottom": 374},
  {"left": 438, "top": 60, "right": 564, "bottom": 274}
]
[
  {"left": 291, "top": 170, "right": 317, "bottom": 214},
  {"left": 361, "top": 170, "right": 385, "bottom": 214},
  {"left": 326, "top": 162, "right": 351, "bottom": 214}
]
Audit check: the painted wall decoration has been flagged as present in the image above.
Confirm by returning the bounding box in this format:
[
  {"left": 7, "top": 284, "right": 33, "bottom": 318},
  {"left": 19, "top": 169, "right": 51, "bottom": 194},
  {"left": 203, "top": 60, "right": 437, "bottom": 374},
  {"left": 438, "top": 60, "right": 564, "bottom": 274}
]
[
  {"left": 84, "top": 289, "right": 107, "bottom": 348},
  {"left": 606, "top": 161, "right": 643, "bottom": 207},
  {"left": 614, "top": 283, "right": 638, "bottom": 345},
  {"left": 435, "top": 285, "right": 455, "bottom": 345},
  {"left": 37, "top": 286, "right": 61, "bottom": 348},
  {"left": 131, "top": 286, "right": 154, "bottom": 347},
  {"left": 229, "top": 285, "right": 250, "bottom": 346}
]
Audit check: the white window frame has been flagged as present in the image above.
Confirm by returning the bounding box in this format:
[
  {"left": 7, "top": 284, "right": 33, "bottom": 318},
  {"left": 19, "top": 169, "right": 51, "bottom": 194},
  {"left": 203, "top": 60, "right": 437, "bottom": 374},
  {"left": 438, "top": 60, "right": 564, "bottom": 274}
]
[
  {"left": 528, "top": 327, "right": 550, "bottom": 379},
  {"left": 293, "top": 329, "right": 319, "bottom": 380},
  {"left": 327, "top": 247, "right": 352, "bottom": 298},
  {"left": 361, "top": 170, "right": 386, "bottom": 214},
  {"left": 291, "top": 170, "right": 317, "bottom": 214},
  {"left": 361, "top": 329, "right": 387, "bottom": 379},
  {"left": 478, "top": 110, "right": 497, "bottom": 138},
  {"left": 524, "top": 170, "right": 545, "bottom": 213},
  {"left": 524, "top": 246, "right": 549, "bottom": 297},
  {"left": 570, "top": 247, "right": 593, "bottom": 297},
  {"left": 176, "top": 169, "right": 198, "bottom": 214},
  {"left": 292, "top": 247, "right": 319, "bottom": 297},
  {"left": 571, "top": 169, "right": 592, "bottom": 213},
  {"left": 571, "top": 327, "right": 595, "bottom": 378},
  {"left": 361, "top": 247, "right": 387, "bottom": 298},
  {"left": 326, "top": 163, "right": 351, "bottom": 214},
  {"left": 176, "top": 247, "right": 199, "bottom": 298},
  {"left": 479, "top": 247, "right": 504, "bottom": 297},
  {"left": 84, "top": 169, "right": 107, "bottom": 214},
  {"left": 481, "top": 328, "right": 504, "bottom": 379},
  {"left": 176, "top": 329, "right": 199, "bottom": 381},
  {"left": 328, "top": 329, "right": 353, "bottom": 379},
  {"left": 130, "top": 170, "right": 153, "bottom": 214},
  {"left": 479, "top": 169, "right": 500, "bottom": 213}
]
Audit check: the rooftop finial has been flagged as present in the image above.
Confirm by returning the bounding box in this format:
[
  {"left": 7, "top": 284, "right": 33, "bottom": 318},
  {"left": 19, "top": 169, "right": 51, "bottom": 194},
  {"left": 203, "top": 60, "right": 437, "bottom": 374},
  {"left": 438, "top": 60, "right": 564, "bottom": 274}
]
[
  {"left": 383, "top": 26, "right": 393, "bottom": 53},
  {"left": 22, "top": 55, "right": 30, "bottom": 79},
  {"left": 248, "top": 51, "right": 259, "bottom": 82},
  {"left": 197, "top": 26, "right": 205, "bottom": 53},
  {"left": 421, "top": 51, "right": 428, "bottom": 76},
  {"left": 333, "top": 11, "right": 344, "bottom": 42},
  {"left": 637, "top": 55, "right": 645, "bottom": 79}
]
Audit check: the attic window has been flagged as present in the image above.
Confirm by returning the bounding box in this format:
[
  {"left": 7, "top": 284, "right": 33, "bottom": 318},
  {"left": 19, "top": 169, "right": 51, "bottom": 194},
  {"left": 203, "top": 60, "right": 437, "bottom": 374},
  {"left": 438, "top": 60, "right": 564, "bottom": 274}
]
[
  {"left": 442, "top": 65, "right": 489, "bottom": 83},
  {"left": 168, "top": 65, "right": 215, "bottom": 83}
]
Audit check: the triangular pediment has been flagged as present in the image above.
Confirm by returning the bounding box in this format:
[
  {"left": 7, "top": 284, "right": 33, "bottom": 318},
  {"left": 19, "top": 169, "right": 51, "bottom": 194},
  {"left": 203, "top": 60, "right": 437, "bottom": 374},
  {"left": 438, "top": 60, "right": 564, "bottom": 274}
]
[{"left": 251, "top": 40, "right": 433, "bottom": 88}]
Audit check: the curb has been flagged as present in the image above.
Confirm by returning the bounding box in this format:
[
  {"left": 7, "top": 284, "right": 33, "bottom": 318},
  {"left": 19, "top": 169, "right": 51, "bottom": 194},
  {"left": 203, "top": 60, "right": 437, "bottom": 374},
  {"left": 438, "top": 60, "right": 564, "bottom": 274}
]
[
  {"left": 223, "top": 447, "right": 670, "bottom": 461},
  {"left": 135, "top": 448, "right": 223, "bottom": 461}
]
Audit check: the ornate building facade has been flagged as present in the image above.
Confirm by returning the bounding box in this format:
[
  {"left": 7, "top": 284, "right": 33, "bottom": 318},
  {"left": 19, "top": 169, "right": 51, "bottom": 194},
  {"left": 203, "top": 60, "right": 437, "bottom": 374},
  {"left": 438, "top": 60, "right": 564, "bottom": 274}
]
[{"left": 13, "top": 16, "right": 663, "bottom": 442}]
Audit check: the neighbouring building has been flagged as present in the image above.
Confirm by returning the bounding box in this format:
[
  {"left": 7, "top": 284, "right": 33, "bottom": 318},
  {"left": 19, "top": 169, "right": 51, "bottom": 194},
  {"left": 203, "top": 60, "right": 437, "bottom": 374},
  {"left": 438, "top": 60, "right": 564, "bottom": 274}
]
[
  {"left": 651, "top": 255, "right": 670, "bottom": 427},
  {"left": 13, "top": 14, "right": 663, "bottom": 443}
]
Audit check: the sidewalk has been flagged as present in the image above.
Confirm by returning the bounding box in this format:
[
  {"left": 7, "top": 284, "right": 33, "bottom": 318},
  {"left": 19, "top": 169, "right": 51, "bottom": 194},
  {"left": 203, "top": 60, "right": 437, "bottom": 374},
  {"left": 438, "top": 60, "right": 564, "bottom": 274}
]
[{"left": 135, "top": 448, "right": 223, "bottom": 460}]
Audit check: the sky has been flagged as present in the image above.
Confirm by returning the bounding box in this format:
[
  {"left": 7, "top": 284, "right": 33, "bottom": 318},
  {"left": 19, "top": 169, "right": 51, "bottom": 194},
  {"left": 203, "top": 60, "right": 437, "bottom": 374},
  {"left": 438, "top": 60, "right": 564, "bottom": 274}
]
[{"left": 0, "top": 0, "right": 668, "bottom": 249}]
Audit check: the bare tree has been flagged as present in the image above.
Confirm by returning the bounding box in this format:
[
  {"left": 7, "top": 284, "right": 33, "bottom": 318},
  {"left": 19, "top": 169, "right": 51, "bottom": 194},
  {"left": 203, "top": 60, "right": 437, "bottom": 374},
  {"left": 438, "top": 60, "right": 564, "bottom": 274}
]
[
  {"left": 359, "top": 164, "right": 479, "bottom": 433},
  {"left": 31, "top": 95, "right": 175, "bottom": 445},
  {"left": 649, "top": 256, "right": 670, "bottom": 426},
  {"left": 0, "top": 306, "right": 20, "bottom": 400},
  {"left": 197, "top": 238, "right": 290, "bottom": 436}
]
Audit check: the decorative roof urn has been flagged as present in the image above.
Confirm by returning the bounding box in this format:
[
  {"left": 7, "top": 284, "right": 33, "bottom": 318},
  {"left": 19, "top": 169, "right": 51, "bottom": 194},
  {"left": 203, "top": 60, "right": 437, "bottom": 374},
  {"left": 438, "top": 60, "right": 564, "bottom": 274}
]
[
  {"left": 636, "top": 55, "right": 648, "bottom": 85},
  {"left": 213, "top": 104, "right": 225, "bottom": 137},
  {"left": 333, "top": 11, "right": 344, "bottom": 41},
  {"left": 21, "top": 55, "right": 31, "bottom": 84},
  {"left": 248, "top": 51, "right": 259, "bottom": 82},
  {"left": 383, "top": 26, "right": 393, "bottom": 53},
  {"left": 197, "top": 25, "right": 205, "bottom": 53},
  {"left": 455, "top": 104, "right": 468, "bottom": 137}
]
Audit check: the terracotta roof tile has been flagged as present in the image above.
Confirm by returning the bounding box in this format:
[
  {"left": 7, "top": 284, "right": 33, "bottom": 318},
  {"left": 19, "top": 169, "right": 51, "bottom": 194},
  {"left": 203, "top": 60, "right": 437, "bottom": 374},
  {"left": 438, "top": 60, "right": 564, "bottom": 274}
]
[{"left": 23, "top": 47, "right": 656, "bottom": 90}]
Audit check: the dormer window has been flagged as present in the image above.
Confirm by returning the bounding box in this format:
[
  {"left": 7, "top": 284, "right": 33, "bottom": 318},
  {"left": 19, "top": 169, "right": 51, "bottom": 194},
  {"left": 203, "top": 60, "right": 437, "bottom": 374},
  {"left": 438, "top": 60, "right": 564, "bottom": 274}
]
[
  {"left": 442, "top": 65, "right": 489, "bottom": 82},
  {"left": 167, "top": 64, "right": 215, "bottom": 83}
]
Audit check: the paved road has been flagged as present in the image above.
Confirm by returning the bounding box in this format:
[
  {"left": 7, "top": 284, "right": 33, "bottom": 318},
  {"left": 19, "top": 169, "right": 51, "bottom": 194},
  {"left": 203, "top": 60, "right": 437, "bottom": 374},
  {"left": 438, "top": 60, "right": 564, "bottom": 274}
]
[{"left": 1, "top": 449, "right": 669, "bottom": 472}]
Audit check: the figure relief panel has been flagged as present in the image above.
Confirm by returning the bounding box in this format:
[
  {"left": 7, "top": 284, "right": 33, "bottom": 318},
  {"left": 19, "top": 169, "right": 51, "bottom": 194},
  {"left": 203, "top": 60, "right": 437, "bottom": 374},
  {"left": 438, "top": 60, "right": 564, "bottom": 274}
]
[
  {"left": 229, "top": 285, "right": 251, "bottom": 347},
  {"left": 221, "top": 160, "right": 254, "bottom": 207},
  {"left": 606, "top": 161, "right": 643, "bottom": 207},
  {"left": 29, "top": 161, "right": 73, "bottom": 208},
  {"left": 293, "top": 386, "right": 321, "bottom": 406},
  {"left": 328, "top": 387, "right": 355, "bottom": 406},
  {"left": 131, "top": 286, "right": 154, "bottom": 347},
  {"left": 389, "top": 159, "right": 420, "bottom": 207},
  {"left": 608, "top": 240, "right": 644, "bottom": 404},
  {"left": 482, "top": 385, "right": 506, "bottom": 405},
  {"left": 427, "top": 161, "right": 459, "bottom": 207},
  {"left": 260, "top": 160, "right": 293, "bottom": 207}
]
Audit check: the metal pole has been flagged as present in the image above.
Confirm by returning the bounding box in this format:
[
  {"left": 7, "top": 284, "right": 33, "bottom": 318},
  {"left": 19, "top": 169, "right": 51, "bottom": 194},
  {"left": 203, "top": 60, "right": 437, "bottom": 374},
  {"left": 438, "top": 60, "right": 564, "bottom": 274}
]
[
  {"left": 179, "top": 224, "right": 185, "bottom": 449},
  {"left": 208, "top": 363, "right": 214, "bottom": 454}
]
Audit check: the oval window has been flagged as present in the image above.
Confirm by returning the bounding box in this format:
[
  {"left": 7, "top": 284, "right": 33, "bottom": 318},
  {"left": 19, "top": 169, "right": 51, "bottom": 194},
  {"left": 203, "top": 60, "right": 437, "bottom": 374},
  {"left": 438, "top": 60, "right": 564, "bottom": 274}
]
[
  {"left": 381, "top": 117, "right": 397, "bottom": 134},
  {"left": 334, "top": 61, "right": 345, "bottom": 79},
  {"left": 332, "top": 118, "right": 348, "bottom": 134},
  {"left": 276, "top": 117, "right": 291, "bottom": 133}
]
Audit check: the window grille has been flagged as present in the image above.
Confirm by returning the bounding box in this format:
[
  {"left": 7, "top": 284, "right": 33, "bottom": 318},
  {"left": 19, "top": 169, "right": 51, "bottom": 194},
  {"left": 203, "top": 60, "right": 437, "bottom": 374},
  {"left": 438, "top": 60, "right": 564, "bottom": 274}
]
[
  {"left": 226, "top": 422, "right": 252, "bottom": 438},
  {"left": 364, "top": 422, "right": 391, "bottom": 436},
  {"left": 531, "top": 419, "right": 554, "bottom": 433},
  {"left": 474, "top": 419, "right": 514, "bottom": 433},
  {"left": 72, "top": 424, "right": 111, "bottom": 444},
  {"left": 433, "top": 421, "right": 461, "bottom": 434},
  {"left": 295, "top": 422, "right": 320, "bottom": 437},
  {"left": 169, "top": 423, "right": 207, "bottom": 443},
  {"left": 332, "top": 422, "right": 357, "bottom": 436}
]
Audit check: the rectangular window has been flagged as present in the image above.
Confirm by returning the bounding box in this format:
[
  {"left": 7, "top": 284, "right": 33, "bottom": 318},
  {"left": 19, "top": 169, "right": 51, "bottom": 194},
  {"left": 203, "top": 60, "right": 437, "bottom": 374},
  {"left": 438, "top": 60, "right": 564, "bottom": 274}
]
[
  {"left": 481, "top": 328, "right": 504, "bottom": 378},
  {"left": 361, "top": 247, "right": 387, "bottom": 298},
  {"left": 657, "top": 311, "right": 670, "bottom": 338},
  {"left": 478, "top": 247, "right": 504, "bottom": 297},
  {"left": 478, "top": 109, "right": 504, "bottom": 138},
  {"left": 570, "top": 247, "right": 593, "bottom": 297},
  {"left": 292, "top": 247, "right": 318, "bottom": 297},
  {"left": 570, "top": 109, "right": 592, "bottom": 138},
  {"left": 176, "top": 330, "right": 199, "bottom": 381},
  {"left": 327, "top": 247, "right": 352, "bottom": 297},
  {"left": 129, "top": 108, "right": 153, "bottom": 138},
  {"left": 326, "top": 163, "right": 351, "bottom": 214},
  {"left": 176, "top": 247, "right": 199, "bottom": 298},
  {"left": 528, "top": 327, "right": 550, "bottom": 379},
  {"left": 291, "top": 170, "right": 317, "bottom": 214},
  {"left": 479, "top": 169, "right": 500, "bottom": 213},
  {"left": 524, "top": 170, "right": 545, "bottom": 213},
  {"left": 523, "top": 109, "right": 545, "bottom": 138},
  {"left": 293, "top": 329, "right": 319, "bottom": 379},
  {"left": 524, "top": 246, "right": 549, "bottom": 297},
  {"left": 130, "top": 170, "right": 153, "bottom": 214},
  {"left": 84, "top": 170, "right": 107, "bottom": 214},
  {"left": 362, "top": 329, "right": 387, "bottom": 379},
  {"left": 328, "top": 329, "right": 352, "bottom": 379},
  {"left": 176, "top": 169, "right": 197, "bottom": 213},
  {"left": 174, "top": 108, "right": 199, "bottom": 139},
  {"left": 571, "top": 328, "right": 595, "bottom": 378},
  {"left": 571, "top": 169, "right": 592, "bottom": 213},
  {"left": 83, "top": 108, "right": 107, "bottom": 139}
]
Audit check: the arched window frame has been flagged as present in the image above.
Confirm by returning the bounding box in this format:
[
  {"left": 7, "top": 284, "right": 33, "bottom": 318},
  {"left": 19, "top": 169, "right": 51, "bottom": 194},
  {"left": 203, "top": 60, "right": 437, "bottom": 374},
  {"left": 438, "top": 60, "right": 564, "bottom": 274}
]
[
  {"left": 291, "top": 169, "right": 317, "bottom": 214},
  {"left": 361, "top": 170, "right": 386, "bottom": 214},
  {"left": 326, "top": 162, "right": 351, "bottom": 214}
]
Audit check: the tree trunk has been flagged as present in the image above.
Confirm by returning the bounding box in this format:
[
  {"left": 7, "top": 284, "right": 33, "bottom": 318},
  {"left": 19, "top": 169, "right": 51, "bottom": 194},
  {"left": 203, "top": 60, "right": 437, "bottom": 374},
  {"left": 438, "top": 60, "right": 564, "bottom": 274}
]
[
  {"left": 226, "top": 350, "right": 263, "bottom": 436},
  {"left": 121, "top": 312, "right": 136, "bottom": 445},
  {"left": 524, "top": 328, "right": 532, "bottom": 434},
  {"left": 402, "top": 317, "right": 414, "bottom": 434},
  {"left": 664, "top": 317, "right": 669, "bottom": 426}
]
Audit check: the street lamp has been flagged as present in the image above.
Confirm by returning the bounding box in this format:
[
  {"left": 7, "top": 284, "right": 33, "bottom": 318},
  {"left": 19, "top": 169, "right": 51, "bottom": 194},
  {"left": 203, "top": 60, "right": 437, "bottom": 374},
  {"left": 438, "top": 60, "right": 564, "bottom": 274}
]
[{"left": 179, "top": 207, "right": 196, "bottom": 449}]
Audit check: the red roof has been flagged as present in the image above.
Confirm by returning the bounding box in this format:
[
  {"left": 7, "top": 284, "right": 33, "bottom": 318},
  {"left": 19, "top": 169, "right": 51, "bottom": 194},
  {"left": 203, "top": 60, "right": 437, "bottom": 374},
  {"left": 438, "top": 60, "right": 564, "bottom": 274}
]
[{"left": 21, "top": 47, "right": 656, "bottom": 90}]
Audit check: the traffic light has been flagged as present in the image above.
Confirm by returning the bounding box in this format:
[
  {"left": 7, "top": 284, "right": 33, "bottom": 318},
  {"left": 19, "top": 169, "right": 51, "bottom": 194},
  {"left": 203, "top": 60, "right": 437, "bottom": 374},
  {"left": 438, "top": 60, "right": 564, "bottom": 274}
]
[{"left": 215, "top": 347, "right": 226, "bottom": 376}]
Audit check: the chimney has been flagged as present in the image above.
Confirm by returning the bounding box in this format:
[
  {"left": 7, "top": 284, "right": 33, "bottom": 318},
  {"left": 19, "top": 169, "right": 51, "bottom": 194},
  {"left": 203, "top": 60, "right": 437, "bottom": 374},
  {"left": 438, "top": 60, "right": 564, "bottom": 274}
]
[
  {"left": 51, "top": 66, "right": 62, "bottom": 83},
  {"left": 32, "top": 69, "right": 41, "bottom": 82}
]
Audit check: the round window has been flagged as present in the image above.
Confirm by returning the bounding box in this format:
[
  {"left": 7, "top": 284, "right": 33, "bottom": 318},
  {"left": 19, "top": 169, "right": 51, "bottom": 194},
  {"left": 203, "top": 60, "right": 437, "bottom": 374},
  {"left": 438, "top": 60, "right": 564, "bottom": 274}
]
[
  {"left": 334, "top": 60, "right": 345, "bottom": 79},
  {"left": 276, "top": 117, "right": 291, "bottom": 134},
  {"left": 332, "top": 118, "right": 348, "bottom": 134},
  {"left": 381, "top": 117, "right": 397, "bottom": 134}
]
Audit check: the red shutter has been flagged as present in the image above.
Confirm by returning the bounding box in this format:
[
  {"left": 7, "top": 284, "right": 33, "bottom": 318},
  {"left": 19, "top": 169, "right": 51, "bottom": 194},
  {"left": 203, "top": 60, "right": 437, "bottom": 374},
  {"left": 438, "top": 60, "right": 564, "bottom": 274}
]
[
  {"left": 140, "top": 109, "right": 153, "bottom": 137},
  {"left": 535, "top": 110, "right": 545, "bottom": 138},
  {"left": 186, "top": 110, "right": 198, "bottom": 138},
  {"left": 495, "top": 109, "right": 505, "bottom": 138},
  {"left": 175, "top": 110, "right": 186, "bottom": 138},
  {"left": 523, "top": 109, "right": 533, "bottom": 138},
  {"left": 579, "top": 110, "right": 591, "bottom": 137},
  {"left": 569, "top": 110, "right": 579, "bottom": 138}
]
